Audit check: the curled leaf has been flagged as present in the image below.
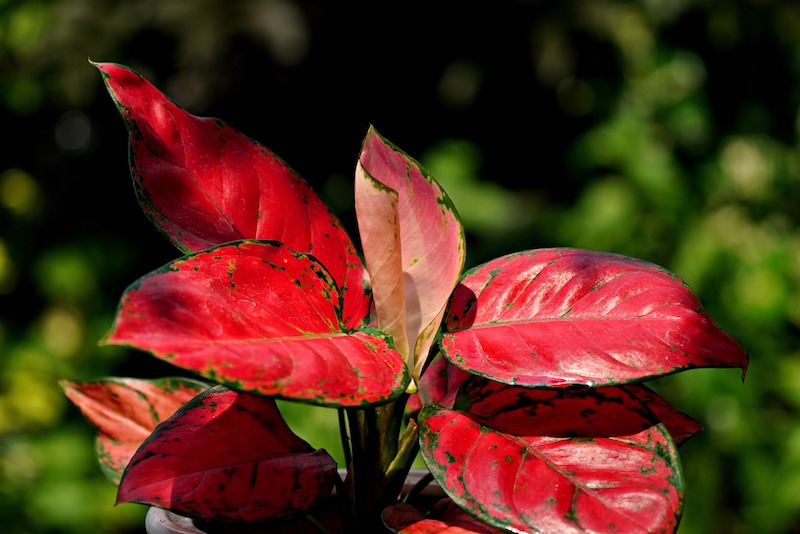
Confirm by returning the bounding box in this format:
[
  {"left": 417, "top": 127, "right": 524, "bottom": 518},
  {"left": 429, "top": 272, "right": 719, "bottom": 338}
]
[{"left": 356, "top": 127, "right": 466, "bottom": 379}]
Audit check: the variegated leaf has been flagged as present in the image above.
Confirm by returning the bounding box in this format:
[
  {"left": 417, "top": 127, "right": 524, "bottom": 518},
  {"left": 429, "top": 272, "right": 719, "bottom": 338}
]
[
  {"left": 60, "top": 377, "right": 209, "bottom": 484},
  {"left": 106, "top": 240, "right": 408, "bottom": 407},
  {"left": 441, "top": 248, "right": 748, "bottom": 387}
]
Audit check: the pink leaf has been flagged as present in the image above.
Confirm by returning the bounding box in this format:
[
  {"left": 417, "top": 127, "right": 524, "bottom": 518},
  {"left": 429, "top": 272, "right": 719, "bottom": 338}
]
[
  {"left": 441, "top": 248, "right": 748, "bottom": 387},
  {"left": 117, "top": 385, "right": 338, "bottom": 521},
  {"left": 356, "top": 127, "right": 466, "bottom": 379},
  {"left": 95, "top": 62, "right": 369, "bottom": 328},
  {"left": 419, "top": 389, "right": 686, "bottom": 534},
  {"left": 383, "top": 500, "right": 505, "bottom": 533},
  {"left": 106, "top": 240, "right": 408, "bottom": 407},
  {"left": 60, "top": 377, "right": 209, "bottom": 484}
]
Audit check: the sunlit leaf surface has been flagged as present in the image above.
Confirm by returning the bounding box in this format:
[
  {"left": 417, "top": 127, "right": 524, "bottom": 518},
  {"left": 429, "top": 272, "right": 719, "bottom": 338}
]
[
  {"left": 106, "top": 241, "right": 408, "bottom": 407},
  {"left": 419, "top": 387, "right": 686, "bottom": 533},
  {"left": 442, "top": 248, "right": 748, "bottom": 387},
  {"left": 95, "top": 62, "right": 369, "bottom": 327}
]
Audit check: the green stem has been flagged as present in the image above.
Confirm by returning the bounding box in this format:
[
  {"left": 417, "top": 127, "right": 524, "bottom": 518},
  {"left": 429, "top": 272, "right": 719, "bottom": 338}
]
[
  {"left": 345, "top": 409, "right": 364, "bottom": 528},
  {"left": 346, "top": 408, "right": 386, "bottom": 530},
  {"left": 337, "top": 408, "right": 351, "bottom": 469},
  {"left": 383, "top": 418, "right": 420, "bottom": 503},
  {"left": 402, "top": 471, "right": 434, "bottom": 504},
  {"left": 339, "top": 384, "right": 421, "bottom": 529}
]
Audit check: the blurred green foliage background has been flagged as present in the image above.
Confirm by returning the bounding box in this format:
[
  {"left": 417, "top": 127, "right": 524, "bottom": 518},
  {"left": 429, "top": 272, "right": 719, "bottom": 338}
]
[{"left": 1, "top": 0, "right": 798, "bottom": 532}]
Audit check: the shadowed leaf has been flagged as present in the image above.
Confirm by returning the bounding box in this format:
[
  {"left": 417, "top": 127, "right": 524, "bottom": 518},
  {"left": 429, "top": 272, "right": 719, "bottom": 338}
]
[
  {"left": 117, "top": 385, "right": 338, "bottom": 521},
  {"left": 407, "top": 353, "right": 472, "bottom": 412},
  {"left": 383, "top": 499, "right": 505, "bottom": 533},
  {"left": 455, "top": 377, "right": 703, "bottom": 447}
]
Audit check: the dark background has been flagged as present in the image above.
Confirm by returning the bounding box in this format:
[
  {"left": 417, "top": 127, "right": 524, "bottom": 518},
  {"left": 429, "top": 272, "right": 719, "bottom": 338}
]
[{"left": 2, "top": 1, "right": 799, "bottom": 532}]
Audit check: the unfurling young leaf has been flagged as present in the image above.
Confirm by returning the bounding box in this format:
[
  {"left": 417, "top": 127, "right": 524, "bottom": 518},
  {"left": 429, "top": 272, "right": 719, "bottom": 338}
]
[{"left": 356, "top": 127, "right": 466, "bottom": 381}]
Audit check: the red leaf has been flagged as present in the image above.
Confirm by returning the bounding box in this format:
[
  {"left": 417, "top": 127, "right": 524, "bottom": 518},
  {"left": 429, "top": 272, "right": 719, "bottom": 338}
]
[
  {"left": 118, "top": 385, "right": 338, "bottom": 521},
  {"left": 441, "top": 248, "right": 748, "bottom": 387},
  {"left": 454, "top": 377, "right": 703, "bottom": 447},
  {"left": 106, "top": 240, "right": 408, "bottom": 407},
  {"left": 95, "top": 62, "right": 369, "bottom": 328},
  {"left": 419, "top": 397, "right": 685, "bottom": 534},
  {"left": 621, "top": 384, "right": 703, "bottom": 447},
  {"left": 356, "top": 127, "right": 466, "bottom": 379},
  {"left": 383, "top": 500, "right": 505, "bottom": 533},
  {"left": 60, "top": 377, "right": 209, "bottom": 484},
  {"left": 407, "top": 353, "right": 471, "bottom": 412}
]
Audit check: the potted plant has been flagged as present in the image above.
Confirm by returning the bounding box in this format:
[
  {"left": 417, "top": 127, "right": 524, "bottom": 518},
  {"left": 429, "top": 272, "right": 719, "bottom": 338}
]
[{"left": 61, "top": 61, "right": 748, "bottom": 534}]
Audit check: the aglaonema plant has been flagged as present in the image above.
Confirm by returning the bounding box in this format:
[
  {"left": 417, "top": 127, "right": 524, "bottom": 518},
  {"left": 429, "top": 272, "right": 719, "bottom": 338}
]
[{"left": 61, "top": 61, "right": 748, "bottom": 534}]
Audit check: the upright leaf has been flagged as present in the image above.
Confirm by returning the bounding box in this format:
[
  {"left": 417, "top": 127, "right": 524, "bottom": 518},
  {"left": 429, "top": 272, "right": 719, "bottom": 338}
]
[
  {"left": 95, "top": 62, "right": 369, "bottom": 327},
  {"left": 60, "top": 377, "right": 209, "bottom": 484},
  {"left": 118, "top": 385, "right": 338, "bottom": 522},
  {"left": 106, "top": 240, "right": 408, "bottom": 407},
  {"left": 356, "top": 127, "right": 466, "bottom": 379},
  {"left": 441, "top": 248, "right": 748, "bottom": 387},
  {"left": 419, "top": 389, "right": 686, "bottom": 534}
]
